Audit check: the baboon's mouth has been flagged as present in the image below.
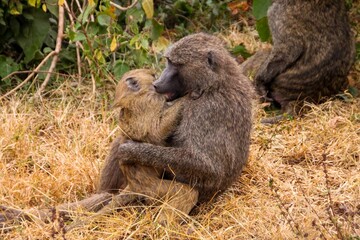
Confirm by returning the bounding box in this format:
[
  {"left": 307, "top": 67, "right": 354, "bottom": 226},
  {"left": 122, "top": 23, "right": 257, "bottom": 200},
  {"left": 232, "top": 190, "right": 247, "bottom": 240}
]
[{"left": 165, "top": 92, "right": 177, "bottom": 102}]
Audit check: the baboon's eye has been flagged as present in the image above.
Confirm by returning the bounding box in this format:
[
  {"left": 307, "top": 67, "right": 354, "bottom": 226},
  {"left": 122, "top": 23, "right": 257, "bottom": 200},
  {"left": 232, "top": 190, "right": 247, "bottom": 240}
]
[
  {"left": 207, "top": 51, "right": 216, "bottom": 70},
  {"left": 125, "top": 77, "right": 140, "bottom": 91}
]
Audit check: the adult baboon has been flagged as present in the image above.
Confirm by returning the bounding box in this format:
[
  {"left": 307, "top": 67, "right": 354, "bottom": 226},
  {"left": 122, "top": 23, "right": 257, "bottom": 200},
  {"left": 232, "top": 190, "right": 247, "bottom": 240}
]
[
  {"left": 250, "top": 0, "right": 355, "bottom": 116},
  {"left": 0, "top": 69, "right": 198, "bottom": 228},
  {"left": 113, "top": 33, "right": 253, "bottom": 204}
]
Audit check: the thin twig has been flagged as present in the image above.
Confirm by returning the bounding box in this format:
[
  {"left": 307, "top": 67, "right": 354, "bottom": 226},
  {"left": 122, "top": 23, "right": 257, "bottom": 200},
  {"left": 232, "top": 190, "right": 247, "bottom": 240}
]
[
  {"left": 269, "top": 178, "right": 302, "bottom": 236},
  {"left": 1, "top": 70, "right": 69, "bottom": 81},
  {"left": 36, "top": 4, "right": 65, "bottom": 97},
  {"left": 75, "top": 0, "right": 83, "bottom": 14},
  {"left": 322, "top": 152, "right": 345, "bottom": 240},
  {"left": 291, "top": 167, "right": 330, "bottom": 239},
  {"left": 110, "top": 0, "right": 138, "bottom": 11}
]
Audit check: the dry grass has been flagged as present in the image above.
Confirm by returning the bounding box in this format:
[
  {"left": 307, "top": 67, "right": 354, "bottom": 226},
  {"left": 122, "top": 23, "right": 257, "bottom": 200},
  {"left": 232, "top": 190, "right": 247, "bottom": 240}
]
[
  {"left": 1, "top": 10, "right": 360, "bottom": 239},
  {"left": 1, "top": 81, "right": 359, "bottom": 240}
]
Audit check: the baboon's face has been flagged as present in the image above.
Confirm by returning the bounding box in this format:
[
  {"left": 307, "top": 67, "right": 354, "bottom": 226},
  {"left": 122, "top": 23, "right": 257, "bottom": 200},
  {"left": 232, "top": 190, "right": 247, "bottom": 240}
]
[
  {"left": 153, "top": 59, "right": 186, "bottom": 102},
  {"left": 114, "top": 69, "right": 158, "bottom": 108}
]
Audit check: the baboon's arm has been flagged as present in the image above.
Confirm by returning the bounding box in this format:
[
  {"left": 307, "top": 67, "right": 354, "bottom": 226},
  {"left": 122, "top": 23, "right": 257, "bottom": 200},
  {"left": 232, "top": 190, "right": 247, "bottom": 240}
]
[{"left": 117, "top": 142, "right": 219, "bottom": 185}]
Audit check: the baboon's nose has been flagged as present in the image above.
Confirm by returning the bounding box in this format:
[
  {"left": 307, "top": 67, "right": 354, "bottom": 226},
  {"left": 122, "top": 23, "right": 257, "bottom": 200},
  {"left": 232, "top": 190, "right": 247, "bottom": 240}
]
[{"left": 153, "top": 83, "right": 158, "bottom": 91}]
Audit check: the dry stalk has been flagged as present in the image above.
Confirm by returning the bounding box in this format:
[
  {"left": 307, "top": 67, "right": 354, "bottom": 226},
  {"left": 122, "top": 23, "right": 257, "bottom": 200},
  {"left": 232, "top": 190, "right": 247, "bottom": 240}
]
[
  {"left": 35, "top": 4, "right": 65, "bottom": 97},
  {"left": 291, "top": 167, "right": 330, "bottom": 239},
  {"left": 322, "top": 152, "right": 345, "bottom": 240},
  {"left": 269, "top": 178, "right": 302, "bottom": 237}
]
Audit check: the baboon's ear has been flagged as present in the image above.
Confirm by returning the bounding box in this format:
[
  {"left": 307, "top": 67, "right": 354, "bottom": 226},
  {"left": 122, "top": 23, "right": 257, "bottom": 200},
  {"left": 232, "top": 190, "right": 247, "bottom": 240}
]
[
  {"left": 125, "top": 77, "right": 140, "bottom": 91},
  {"left": 207, "top": 51, "right": 217, "bottom": 70}
]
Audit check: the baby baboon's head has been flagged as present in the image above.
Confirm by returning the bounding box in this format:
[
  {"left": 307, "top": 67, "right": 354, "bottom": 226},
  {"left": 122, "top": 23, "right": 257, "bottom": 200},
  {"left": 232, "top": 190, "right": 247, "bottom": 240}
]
[{"left": 114, "top": 69, "right": 164, "bottom": 109}]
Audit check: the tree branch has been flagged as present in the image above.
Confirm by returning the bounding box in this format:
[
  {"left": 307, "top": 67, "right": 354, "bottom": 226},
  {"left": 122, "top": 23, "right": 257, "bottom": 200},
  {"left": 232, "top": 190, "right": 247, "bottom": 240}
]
[{"left": 35, "top": 4, "right": 65, "bottom": 97}]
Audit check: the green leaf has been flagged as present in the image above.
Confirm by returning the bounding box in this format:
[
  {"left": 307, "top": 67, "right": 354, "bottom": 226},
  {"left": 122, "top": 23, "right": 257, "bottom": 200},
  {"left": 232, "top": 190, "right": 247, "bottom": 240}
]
[
  {"left": 10, "top": 18, "right": 20, "bottom": 37},
  {"left": 0, "top": 55, "right": 20, "bottom": 78},
  {"left": 126, "top": 7, "right": 144, "bottom": 24},
  {"left": 140, "top": 38, "right": 149, "bottom": 50},
  {"left": 87, "top": 22, "right": 100, "bottom": 36},
  {"left": 134, "top": 49, "right": 149, "bottom": 65},
  {"left": 45, "top": 0, "right": 58, "bottom": 18},
  {"left": 231, "top": 44, "right": 252, "bottom": 59},
  {"left": 43, "top": 47, "right": 52, "bottom": 54},
  {"left": 126, "top": 8, "right": 144, "bottom": 35},
  {"left": 256, "top": 17, "right": 271, "bottom": 42},
  {"left": 23, "top": 13, "right": 34, "bottom": 20},
  {"left": 114, "top": 62, "right": 130, "bottom": 78},
  {"left": 129, "top": 35, "right": 140, "bottom": 47},
  {"left": 97, "top": 14, "right": 111, "bottom": 26},
  {"left": 150, "top": 19, "right": 163, "bottom": 40},
  {"left": 78, "top": 4, "right": 95, "bottom": 25},
  {"left": 252, "top": 0, "right": 271, "bottom": 20},
  {"left": 72, "top": 32, "right": 86, "bottom": 42},
  {"left": 15, "top": 8, "right": 50, "bottom": 63}
]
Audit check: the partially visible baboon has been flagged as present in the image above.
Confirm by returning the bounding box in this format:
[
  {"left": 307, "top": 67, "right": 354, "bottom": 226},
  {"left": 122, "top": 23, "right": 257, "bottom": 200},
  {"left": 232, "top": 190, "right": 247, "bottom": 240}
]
[
  {"left": 240, "top": 48, "right": 271, "bottom": 82},
  {"left": 250, "top": 0, "right": 355, "bottom": 116},
  {"left": 0, "top": 69, "right": 198, "bottom": 228},
  {"left": 113, "top": 33, "right": 253, "bottom": 204}
]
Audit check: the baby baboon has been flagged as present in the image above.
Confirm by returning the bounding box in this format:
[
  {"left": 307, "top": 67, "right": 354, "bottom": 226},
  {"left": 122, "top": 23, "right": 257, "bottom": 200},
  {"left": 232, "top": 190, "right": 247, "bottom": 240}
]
[
  {"left": 98, "top": 68, "right": 180, "bottom": 193},
  {"left": 115, "top": 33, "right": 253, "bottom": 203},
  {"left": 0, "top": 69, "right": 198, "bottom": 228},
  {"left": 251, "top": 0, "right": 355, "bottom": 115},
  {"left": 94, "top": 69, "right": 198, "bottom": 224}
]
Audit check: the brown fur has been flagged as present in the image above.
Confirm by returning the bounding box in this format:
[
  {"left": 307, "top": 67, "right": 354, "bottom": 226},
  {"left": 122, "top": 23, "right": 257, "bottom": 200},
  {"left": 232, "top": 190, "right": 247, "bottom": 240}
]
[
  {"left": 252, "top": 0, "right": 355, "bottom": 115},
  {"left": 115, "top": 33, "right": 253, "bottom": 203}
]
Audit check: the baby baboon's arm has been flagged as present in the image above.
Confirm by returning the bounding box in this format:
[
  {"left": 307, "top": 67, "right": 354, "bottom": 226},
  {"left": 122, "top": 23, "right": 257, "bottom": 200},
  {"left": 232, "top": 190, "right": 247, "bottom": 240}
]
[{"left": 98, "top": 136, "right": 127, "bottom": 193}]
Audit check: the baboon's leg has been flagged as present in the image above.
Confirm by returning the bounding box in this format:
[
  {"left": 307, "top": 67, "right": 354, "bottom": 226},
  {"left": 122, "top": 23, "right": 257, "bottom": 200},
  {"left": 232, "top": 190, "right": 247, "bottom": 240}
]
[
  {"left": 57, "top": 192, "right": 113, "bottom": 217},
  {"left": 65, "top": 187, "right": 137, "bottom": 231},
  {"left": 98, "top": 136, "right": 127, "bottom": 193},
  {"left": 67, "top": 165, "right": 198, "bottom": 231},
  {"left": 123, "top": 165, "right": 198, "bottom": 224},
  {"left": 0, "top": 193, "right": 113, "bottom": 228},
  {"left": 155, "top": 184, "right": 198, "bottom": 225}
]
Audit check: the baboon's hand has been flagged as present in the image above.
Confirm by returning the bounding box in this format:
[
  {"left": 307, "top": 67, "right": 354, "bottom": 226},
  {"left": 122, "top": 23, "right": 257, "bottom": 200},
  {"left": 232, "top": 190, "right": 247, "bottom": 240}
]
[
  {"left": 116, "top": 141, "right": 139, "bottom": 165},
  {"left": 254, "top": 83, "right": 271, "bottom": 103}
]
